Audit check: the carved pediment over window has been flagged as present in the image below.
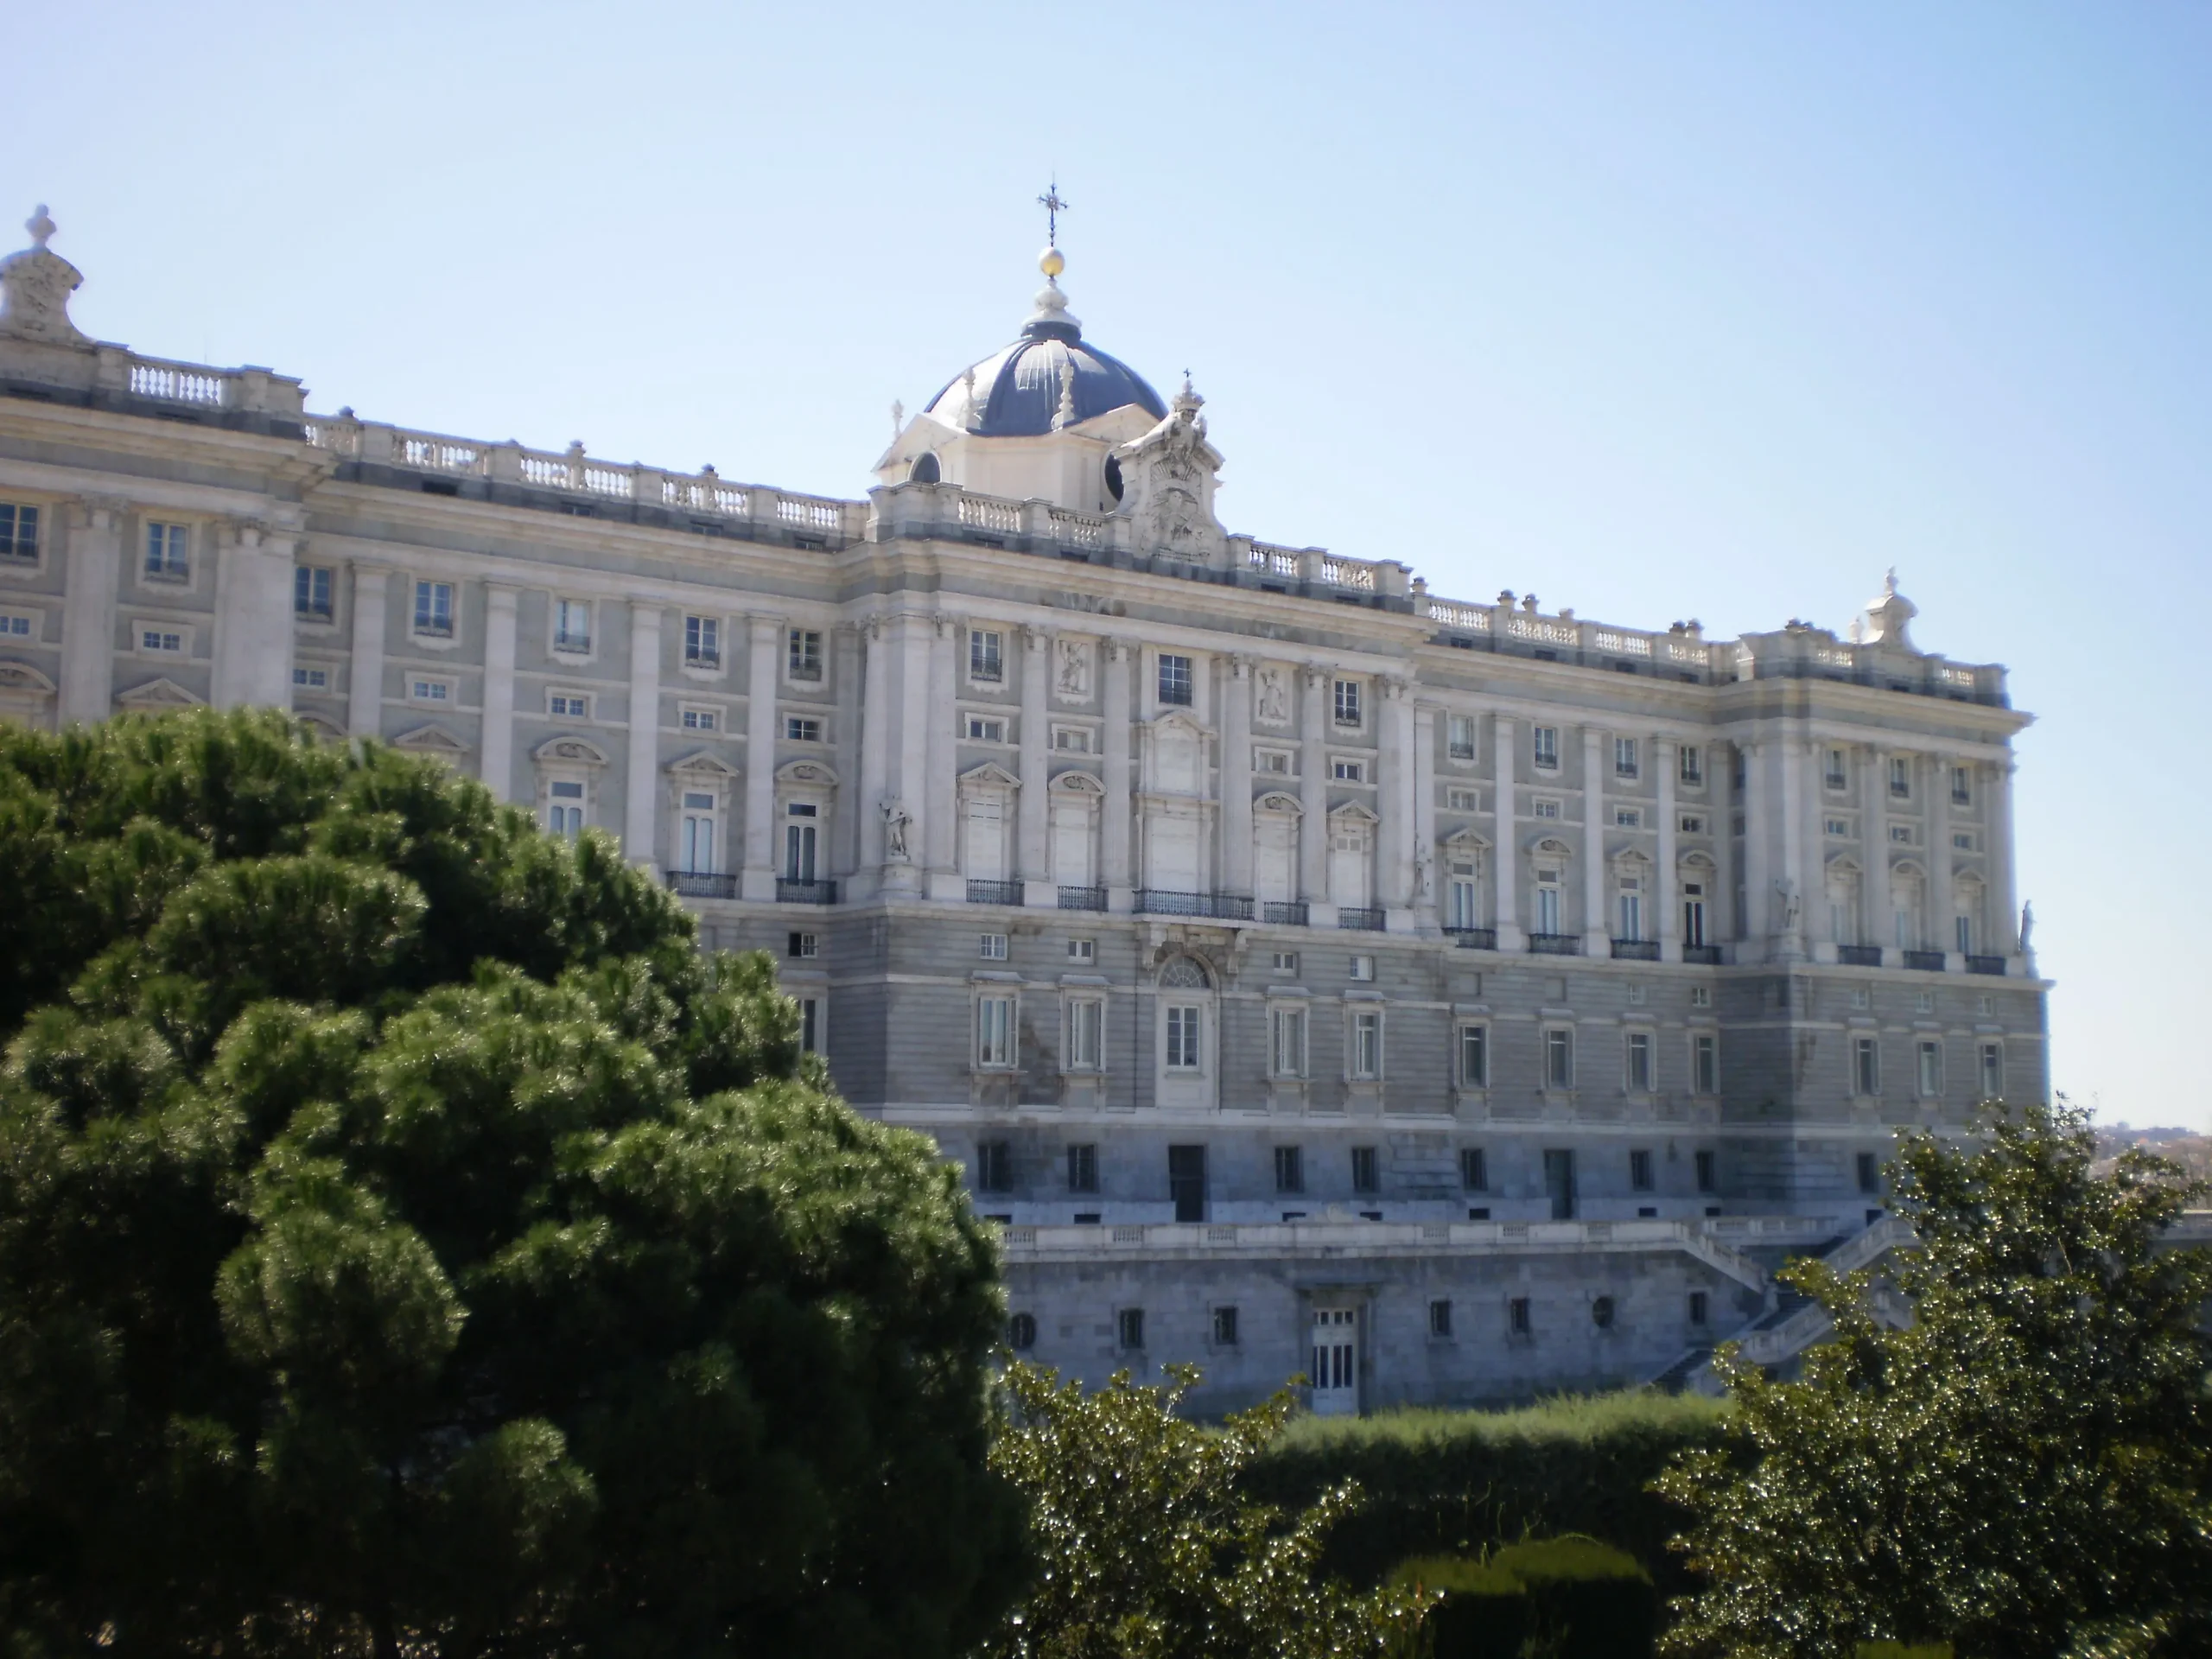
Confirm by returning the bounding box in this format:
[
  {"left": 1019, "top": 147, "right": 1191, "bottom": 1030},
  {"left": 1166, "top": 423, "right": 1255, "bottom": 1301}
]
[
  {"left": 1442, "top": 826, "right": 1491, "bottom": 852},
  {"left": 397, "top": 723, "right": 470, "bottom": 756},
  {"left": 1326, "top": 801, "right": 1379, "bottom": 825},
  {"left": 958, "top": 760, "right": 1022, "bottom": 792},
  {"left": 533, "top": 734, "right": 607, "bottom": 766},
  {"left": 776, "top": 760, "right": 839, "bottom": 787},
  {"left": 295, "top": 713, "right": 344, "bottom": 743},
  {"left": 1049, "top": 768, "right": 1103, "bottom": 794},
  {"left": 116, "top": 677, "right": 202, "bottom": 710},
  {"left": 1255, "top": 791, "right": 1302, "bottom": 816},
  {"left": 668, "top": 749, "right": 740, "bottom": 778},
  {"left": 0, "top": 662, "right": 58, "bottom": 696},
  {"left": 1821, "top": 851, "right": 1861, "bottom": 875}
]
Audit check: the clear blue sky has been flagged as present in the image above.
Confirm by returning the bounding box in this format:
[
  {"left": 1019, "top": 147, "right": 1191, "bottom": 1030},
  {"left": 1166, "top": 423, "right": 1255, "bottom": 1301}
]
[{"left": 15, "top": 2, "right": 2209, "bottom": 1126}]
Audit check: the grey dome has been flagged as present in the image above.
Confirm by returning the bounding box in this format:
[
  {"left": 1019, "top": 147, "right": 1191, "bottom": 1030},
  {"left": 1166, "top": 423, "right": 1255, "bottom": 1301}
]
[{"left": 924, "top": 286, "right": 1166, "bottom": 438}]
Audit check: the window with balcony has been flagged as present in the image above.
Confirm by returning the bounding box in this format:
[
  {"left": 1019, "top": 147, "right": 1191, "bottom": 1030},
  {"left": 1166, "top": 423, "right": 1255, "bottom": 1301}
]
[
  {"left": 1447, "top": 713, "right": 1476, "bottom": 760},
  {"left": 1825, "top": 748, "right": 1849, "bottom": 790},
  {"left": 1890, "top": 758, "right": 1912, "bottom": 798},
  {"left": 1951, "top": 766, "right": 1972, "bottom": 805},
  {"left": 969, "top": 628, "right": 1003, "bottom": 683}
]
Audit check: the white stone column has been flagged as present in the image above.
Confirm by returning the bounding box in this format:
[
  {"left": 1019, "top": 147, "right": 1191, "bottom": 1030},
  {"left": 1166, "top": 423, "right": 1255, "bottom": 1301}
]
[
  {"left": 1221, "top": 656, "right": 1255, "bottom": 897},
  {"left": 1932, "top": 752, "right": 1958, "bottom": 968},
  {"left": 741, "top": 613, "right": 781, "bottom": 899},
  {"left": 1712, "top": 742, "right": 1737, "bottom": 948},
  {"left": 1777, "top": 735, "right": 1807, "bottom": 961},
  {"left": 346, "top": 563, "right": 391, "bottom": 739},
  {"left": 1741, "top": 737, "right": 1770, "bottom": 957},
  {"left": 1861, "top": 745, "right": 1891, "bottom": 961},
  {"left": 923, "top": 615, "right": 957, "bottom": 896},
  {"left": 58, "top": 499, "right": 121, "bottom": 726},
  {"left": 1101, "top": 638, "right": 1134, "bottom": 901},
  {"left": 1298, "top": 667, "right": 1330, "bottom": 906},
  {"left": 1991, "top": 759, "right": 2020, "bottom": 963},
  {"left": 625, "top": 603, "right": 663, "bottom": 868},
  {"left": 1377, "top": 677, "right": 1414, "bottom": 917},
  {"left": 1018, "top": 623, "right": 1052, "bottom": 901},
  {"left": 1582, "top": 726, "right": 1609, "bottom": 954},
  {"left": 1492, "top": 715, "right": 1522, "bottom": 949},
  {"left": 480, "top": 583, "right": 518, "bottom": 801},
  {"left": 1656, "top": 735, "right": 1680, "bottom": 961},
  {"left": 1411, "top": 700, "right": 1438, "bottom": 927},
  {"left": 1801, "top": 738, "right": 1829, "bottom": 958},
  {"left": 211, "top": 522, "right": 296, "bottom": 710},
  {"left": 858, "top": 617, "right": 889, "bottom": 874}
]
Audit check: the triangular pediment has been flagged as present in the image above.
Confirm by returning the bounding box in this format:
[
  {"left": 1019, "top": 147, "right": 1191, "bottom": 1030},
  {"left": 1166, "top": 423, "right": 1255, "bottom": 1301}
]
[
  {"left": 668, "top": 748, "right": 739, "bottom": 778},
  {"left": 396, "top": 723, "right": 470, "bottom": 756},
  {"left": 116, "top": 677, "right": 201, "bottom": 709},
  {"left": 959, "top": 760, "right": 1022, "bottom": 791},
  {"left": 1327, "top": 801, "right": 1379, "bottom": 824}
]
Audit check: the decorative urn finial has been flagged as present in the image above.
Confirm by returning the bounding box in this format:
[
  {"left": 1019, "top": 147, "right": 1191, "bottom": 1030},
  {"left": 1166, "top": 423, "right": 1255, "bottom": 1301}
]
[{"left": 26, "top": 205, "right": 55, "bottom": 249}]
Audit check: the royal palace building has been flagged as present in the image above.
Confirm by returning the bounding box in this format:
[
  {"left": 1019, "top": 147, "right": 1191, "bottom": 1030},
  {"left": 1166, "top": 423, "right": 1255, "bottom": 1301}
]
[{"left": 0, "top": 207, "right": 2044, "bottom": 1411}]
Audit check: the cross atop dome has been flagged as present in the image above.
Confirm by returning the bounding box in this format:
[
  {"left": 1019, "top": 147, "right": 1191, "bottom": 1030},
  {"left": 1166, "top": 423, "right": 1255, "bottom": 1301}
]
[{"left": 1037, "top": 179, "right": 1069, "bottom": 250}]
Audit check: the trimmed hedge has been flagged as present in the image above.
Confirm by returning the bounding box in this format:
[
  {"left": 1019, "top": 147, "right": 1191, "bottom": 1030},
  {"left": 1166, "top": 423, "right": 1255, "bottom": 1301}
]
[
  {"left": 1395, "top": 1539, "right": 1659, "bottom": 1659},
  {"left": 1239, "top": 1392, "right": 1729, "bottom": 1592}
]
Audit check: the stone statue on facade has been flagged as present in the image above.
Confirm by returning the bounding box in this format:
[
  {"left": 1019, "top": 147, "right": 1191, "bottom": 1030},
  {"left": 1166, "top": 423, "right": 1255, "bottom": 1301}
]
[
  {"left": 1055, "top": 635, "right": 1090, "bottom": 699},
  {"left": 1413, "top": 838, "right": 1434, "bottom": 906},
  {"left": 881, "top": 798, "right": 913, "bottom": 862},
  {"left": 2019, "top": 899, "right": 2034, "bottom": 953},
  {"left": 1775, "top": 876, "right": 1802, "bottom": 933},
  {"left": 1255, "top": 666, "right": 1289, "bottom": 725}
]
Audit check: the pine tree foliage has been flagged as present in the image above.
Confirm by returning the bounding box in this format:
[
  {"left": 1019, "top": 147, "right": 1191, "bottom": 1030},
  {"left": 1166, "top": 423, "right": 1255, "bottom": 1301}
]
[
  {"left": 979, "top": 1361, "right": 1436, "bottom": 1659},
  {"left": 1658, "top": 1099, "right": 2212, "bottom": 1659},
  {"left": 0, "top": 709, "right": 1026, "bottom": 1658}
]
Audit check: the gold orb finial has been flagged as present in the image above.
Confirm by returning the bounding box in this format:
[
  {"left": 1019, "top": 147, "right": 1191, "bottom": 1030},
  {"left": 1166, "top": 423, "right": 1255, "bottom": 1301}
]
[{"left": 1039, "top": 245, "right": 1065, "bottom": 280}]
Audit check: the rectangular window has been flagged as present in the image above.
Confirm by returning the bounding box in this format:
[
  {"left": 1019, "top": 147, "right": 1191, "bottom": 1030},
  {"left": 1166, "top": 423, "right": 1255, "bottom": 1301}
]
[
  {"left": 969, "top": 628, "right": 1003, "bottom": 682},
  {"left": 684, "top": 613, "right": 720, "bottom": 668},
  {"left": 1890, "top": 824, "right": 1914, "bottom": 844},
  {"left": 291, "top": 665, "right": 329, "bottom": 690},
  {"left": 1447, "top": 786, "right": 1480, "bottom": 811},
  {"left": 0, "top": 502, "right": 40, "bottom": 560},
  {"left": 1350, "top": 1011, "right": 1382, "bottom": 1080},
  {"left": 1545, "top": 1028, "right": 1573, "bottom": 1089},
  {"left": 1067, "top": 1142, "right": 1099, "bottom": 1193},
  {"left": 1533, "top": 798, "right": 1561, "bottom": 820},
  {"left": 1166, "top": 1006, "right": 1203, "bottom": 1070},
  {"left": 294, "top": 565, "right": 334, "bottom": 620},
  {"left": 1826, "top": 748, "right": 1849, "bottom": 790},
  {"left": 1349, "top": 955, "right": 1374, "bottom": 982},
  {"left": 1917, "top": 1039, "right": 1942, "bottom": 1097},
  {"left": 1332, "top": 678, "right": 1362, "bottom": 726},
  {"left": 1331, "top": 758, "right": 1366, "bottom": 783},
  {"left": 1614, "top": 735, "right": 1639, "bottom": 778},
  {"left": 787, "top": 931, "right": 817, "bottom": 958},
  {"left": 1618, "top": 884, "right": 1644, "bottom": 942},
  {"left": 1952, "top": 831, "right": 1976, "bottom": 852},
  {"left": 1853, "top": 1036, "right": 1880, "bottom": 1096},
  {"left": 978, "top": 933, "right": 1007, "bottom": 960},
  {"left": 1691, "top": 985, "right": 1712, "bottom": 1008},
  {"left": 1272, "top": 950, "right": 1299, "bottom": 973},
  {"left": 1447, "top": 713, "right": 1476, "bottom": 760},
  {"left": 1269, "top": 1006, "right": 1307, "bottom": 1078},
  {"left": 1350, "top": 1145, "right": 1379, "bottom": 1193},
  {"left": 1157, "top": 652, "right": 1193, "bottom": 706},
  {"left": 1533, "top": 726, "right": 1560, "bottom": 769},
  {"left": 1067, "top": 938, "right": 1095, "bottom": 963},
  {"left": 1066, "top": 999, "right": 1103, "bottom": 1071},
  {"left": 1055, "top": 726, "right": 1095, "bottom": 753},
  {"left": 1626, "top": 1032, "right": 1653, "bottom": 1091},
  {"left": 1117, "top": 1308, "right": 1145, "bottom": 1351},
  {"left": 1459, "top": 1147, "right": 1487, "bottom": 1192},
  {"left": 1679, "top": 744, "right": 1703, "bottom": 785},
  {"left": 1212, "top": 1306, "right": 1240, "bottom": 1346},
  {"left": 798, "top": 996, "right": 820, "bottom": 1054},
  {"left": 1951, "top": 766, "right": 1971, "bottom": 805},
  {"left": 1255, "top": 747, "right": 1290, "bottom": 772},
  {"left": 1695, "top": 1149, "right": 1717, "bottom": 1192},
  {"left": 1689, "top": 1291, "right": 1710, "bottom": 1326},
  {"left": 1980, "top": 1042, "right": 2003, "bottom": 1102},
  {"left": 409, "top": 677, "right": 450, "bottom": 702},
  {"left": 1630, "top": 1148, "right": 1654, "bottom": 1191},
  {"left": 143, "top": 521, "right": 189, "bottom": 580},
  {"left": 785, "top": 715, "right": 823, "bottom": 742},
  {"left": 1680, "top": 813, "right": 1707, "bottom": 835},
  {"left": 413, "top": 580, "right": 454, "bottom": 637},
  {"left": 0, "top": 613, "right": 30, "bottom": 639},
  {"left": 679, "top": 705, "right": 716, "bottom": 730},
  {"left": 975, "top": 1141, "right": 1012, "bottom": 1192},
  {"left": 1693, "top": 1032, "right": 1719, "bottom": 1094},
  {"left": 1614, "top": 807, "right": 1643, "bottom": 830},
  {"left": 1509, "top": 1297, "right": 1532, "bottom": 1337},
  {"left": 546, "top": 779, "right": 585, "bottom": 839},
  {"left": 976, "top": 995, "right": 1015, "bottom": 1069},
  {"left": 1274, "top": 1145, "right": 1305, "bottom": 1194},
  {"left": 1826, "top": 817, "right": 1852, "bottom": 837},
  {"left": 1889, "top": 757, "right": 1911, "bottom": 799},
  {"left": 787, "top": 627, "right": 823, "bottom": 681},
  {"left": 1459, "top": 1024, "right": 1488, "bottom": 1088},
  {"left": 554, "top": 598, "right": 592, "bottom": 653},
  {"left": 1857, "top": 1151, "right": 1881, "bottom": 1194},
  {"left": 1428, "top": 1298, "right": 1453, "bottom": 1338},
  {"left": 1955, "top": 913, "right": 1974, "bottom": 955},
  {"left": 965, "top": 715, "right": 1007, "bottom": 742},
  {"left": 548, "top": 692, "right": 590, "bottom": 718}
]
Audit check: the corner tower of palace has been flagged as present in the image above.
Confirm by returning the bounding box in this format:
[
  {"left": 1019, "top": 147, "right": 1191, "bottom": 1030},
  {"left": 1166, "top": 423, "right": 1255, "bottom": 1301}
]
[{"left": 0, "top": 207, "right": 2043, "bottom": 1411}]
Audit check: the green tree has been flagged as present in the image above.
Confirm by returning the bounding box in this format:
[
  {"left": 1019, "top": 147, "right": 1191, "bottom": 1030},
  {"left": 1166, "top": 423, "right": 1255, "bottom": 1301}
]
[
  {"left": 979, "top": 1360, "right": 1435, "bottom": 1659},
  {"left": 1658, "top": 1099, "right": 2212, "bottom": 1659},
  {"left": 0, "top": 709, "right": 1027, "bottom": 1658}
]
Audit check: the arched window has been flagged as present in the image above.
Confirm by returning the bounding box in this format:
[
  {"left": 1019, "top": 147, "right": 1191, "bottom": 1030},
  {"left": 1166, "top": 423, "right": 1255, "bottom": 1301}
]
[{"left": 908, "top": 451, "right": 941, "bottom": 485}]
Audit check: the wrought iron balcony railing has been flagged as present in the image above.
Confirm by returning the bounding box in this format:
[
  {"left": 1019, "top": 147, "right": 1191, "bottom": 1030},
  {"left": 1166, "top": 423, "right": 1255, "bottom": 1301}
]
[
  {"left": 667, "top": 870, "right": 739, "bottom": 899},
  {"left": 777, "top": 878, "right": 837, "bottom": 906},
  {"left": 1528, "top": 932, "right": 1582, "bottom": 956},
  {"left": 1261, "top": 900, "right": 1310, "bottom": 926},
  {"left": 1611, "top": 938, "right": 1661, "bottom": 961},
  {"left": 1444, "top": 926, "right": 1497, "bottom": 950},
  {"left": 965, "top": 879, "right": 1022, "bottom": 906},
  {"left": 1337, "top": 907, "right": 1385, "bottom": 931},
  {"left": 1134, "top": 890, "right": 1255, "bottom": 920},
  {"left": 1058, "top": 885, "right": 1107, "bottom": 912}
]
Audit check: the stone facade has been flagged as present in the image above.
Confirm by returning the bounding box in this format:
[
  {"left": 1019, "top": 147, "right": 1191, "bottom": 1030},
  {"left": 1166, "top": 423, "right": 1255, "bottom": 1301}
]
[{"left": 0, "top": 211, "right": 2045, "bottom": 1413}]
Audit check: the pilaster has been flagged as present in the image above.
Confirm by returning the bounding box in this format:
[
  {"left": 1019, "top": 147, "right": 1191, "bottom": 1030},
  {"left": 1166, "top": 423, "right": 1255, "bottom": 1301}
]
[
  {"left": 1377, "top": 677, "right": 1414, "bottom": 914},
  {"left": 1581, "top": 725, "right": 1609, "bottom": 956},
  {"left": 625, "top": 602, "right": 663, "bottom": 869},
  {"left": 346, "top": 563, "right": 391, "bottom": 739},
  {"left": 210, "top": 520, "right": 296, "bottom": 710},
  {"left": 480, "top": 583, "right": 518, "bottom": 801},
  {"left": 1221, "top": 655, "right": 1255, "bottom": 899},
  {"left": 1298, "top": 667, "right": 1329, "bottom": 903},
  {"left": 1492, "top": 714, "right": 1523, "bottom": 950},
  {"left": 741, "top": 613, "right": 781, "bottom": 899},
  {"left": 57, "top": 498, "right": 121, "bottom": 725},
  {"left": 1018, "top": 622, "right": 1052, "bottom": 901},
  {"left": 1101, "top": 638, "right": 1133, "bottom": 903},
  {"left": 1656, "top": 734, "right": 1680, "bottom": 961}
]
